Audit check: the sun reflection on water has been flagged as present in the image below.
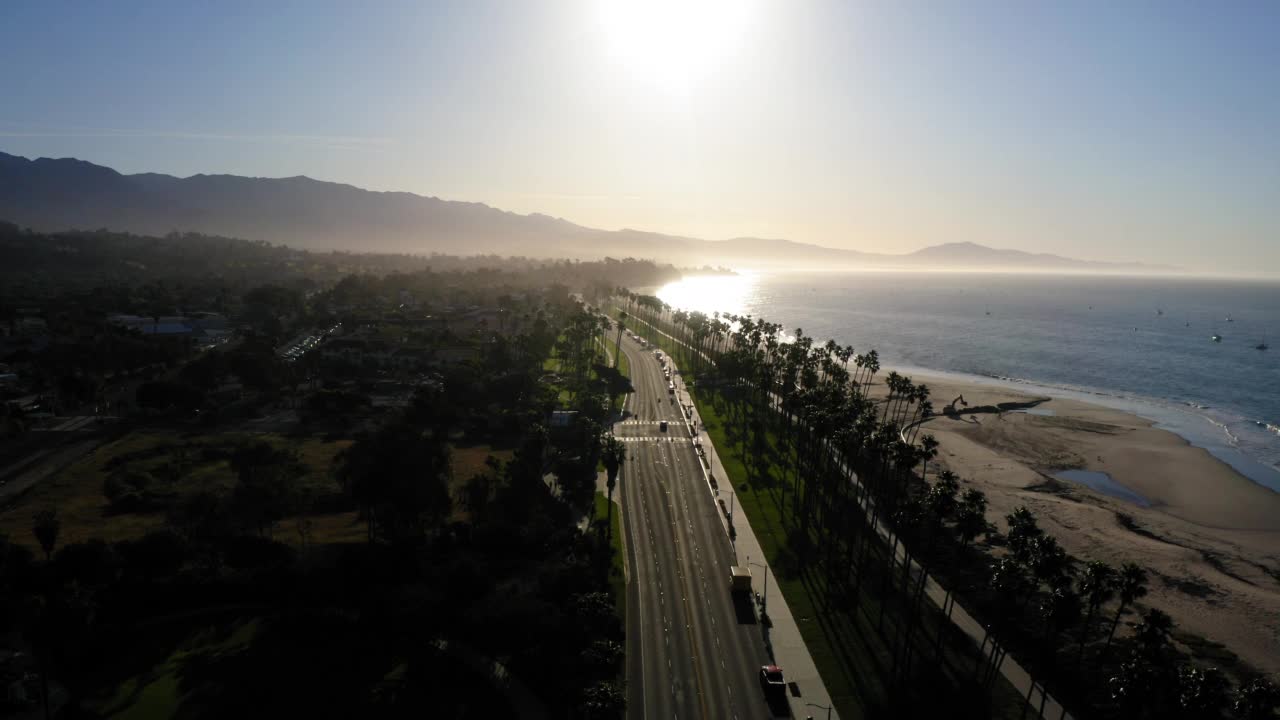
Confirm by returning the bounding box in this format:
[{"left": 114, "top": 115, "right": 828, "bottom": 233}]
[{"left": 655, "top": 271, "right": 759, "bottom": 319}]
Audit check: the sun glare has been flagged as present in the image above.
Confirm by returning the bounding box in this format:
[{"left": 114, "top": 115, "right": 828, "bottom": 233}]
[{"left": 594, "top": 0, "right": 758, "bottom": 93}]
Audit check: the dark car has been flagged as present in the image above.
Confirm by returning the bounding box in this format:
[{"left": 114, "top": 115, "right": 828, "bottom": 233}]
[
  {"left": 659, "top": 420, "right": 668, "bottom": 432},
  {"left": 759, "top": 665, "right": 785, "bottom": 699}
]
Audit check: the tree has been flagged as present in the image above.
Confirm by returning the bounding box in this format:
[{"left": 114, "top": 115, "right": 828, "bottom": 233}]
[
  {"left": 989, "top": 557, "right": 1031, "bottom": 623},
  {"left": 1133, "top": 607, "right": 1174, "bottom": 660},
  {"left": 1027, "top": 535, "right": 1071, "bottom": 588},
  {"left": 1104, "top": 562, "right": 1149, "bottom": 656},
  {"left": 1175, "top": 666, "right": 1228, "bottom": 719},
  {"left": 1076, "top": 560, "right": 1116, "bottom": 663},
  {"left": 1110, "top": 653, "right": 1167, "bottom": 719},
  {"left": 1038, "top": 579, "right": 1081, "bottom": 649},
  {"left": 601, "top": 435, "right": 626, "bottom": 540},
  {"left": 229, "top": 442, "right": 304, "bottom": 536},
  {"left": 32, "top": 509, "right": 59, "bottom": 561},
  {"left": 955, "top": 488, "right": 989, "bottom": 548},
  {"left": 580, "top": 680, "right": 626, "bottom": 718},
  {"left": 337, "top": 422, "right": 453, "bottom": 544},
  {"left": 1005, "top": 506, "right": 1042, "bottom": 560},
  {"left": 1232, "top": 677, "right": 1280, "bottom": 719},
  {"left": 917, "top": 434, "right": 940, "bottom": 481}
]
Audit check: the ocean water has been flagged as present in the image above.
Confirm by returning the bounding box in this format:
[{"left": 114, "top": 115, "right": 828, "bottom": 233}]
[{"left": 655, "top": 271, "right": 1280, "bottom": 492}]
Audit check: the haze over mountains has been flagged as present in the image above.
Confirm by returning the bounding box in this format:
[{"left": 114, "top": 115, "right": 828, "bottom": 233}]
[{"left": 0, "top": 151, "right": 1171, "bottom": 273}]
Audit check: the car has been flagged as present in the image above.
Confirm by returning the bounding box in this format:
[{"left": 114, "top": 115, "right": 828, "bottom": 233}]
[
  {"left": 759, "top": 665, "right": 786, "bottom": 699},
  {"left": 659, "top": 420, "right": 668, "bottom": 432}
]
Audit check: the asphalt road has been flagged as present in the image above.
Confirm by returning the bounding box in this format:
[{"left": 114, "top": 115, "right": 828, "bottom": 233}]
[{"left": 615, "top": 330, "right": 783, "bottom": 720}]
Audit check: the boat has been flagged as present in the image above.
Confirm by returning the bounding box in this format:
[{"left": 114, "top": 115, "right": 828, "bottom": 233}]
[
  {"left": 1156, "top": 308, "right": 1163, "bottom": 316},
  {"left": 1258, "top": 343, "right": 1269, "bottom": 351},
  {"left": 1226, "top": 315, "right": 1234, "bottom": 322},
  {"left": 1211, "top": 334, "right": 1223, "bottom": 342}
]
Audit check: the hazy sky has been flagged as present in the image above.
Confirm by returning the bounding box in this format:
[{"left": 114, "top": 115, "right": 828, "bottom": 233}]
[{"left": 3, "top": 1, "right": 1278, "bottom": 272}]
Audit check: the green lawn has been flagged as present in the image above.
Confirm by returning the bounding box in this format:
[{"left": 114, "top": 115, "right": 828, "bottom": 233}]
[
  {"left": 92, "top": 618, "right": 261, "bottom": 719},
  {"left": 595, "top": 491, "right": 626, "bottom": 620},
  {"left": 0, "top": 431, "right": 353, "bottom": 548}
]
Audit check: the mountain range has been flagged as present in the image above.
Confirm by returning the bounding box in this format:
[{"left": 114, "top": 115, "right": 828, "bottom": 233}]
[{"left": 0, "top": 151, "right": 1170, "bottom": 272}]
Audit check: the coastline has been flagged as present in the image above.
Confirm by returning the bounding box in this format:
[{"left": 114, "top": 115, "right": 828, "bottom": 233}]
[
  {"left": 896, "top": 365, "right": 1280, "bottom": 494},
  {"left": 892, "top": 369, "right": 1280, "bottom": 678}
]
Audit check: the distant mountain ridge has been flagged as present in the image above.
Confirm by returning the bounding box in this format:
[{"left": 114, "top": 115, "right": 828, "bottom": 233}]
[{"left": 0, "top": 151, "right": 1171, "bottom": 272}]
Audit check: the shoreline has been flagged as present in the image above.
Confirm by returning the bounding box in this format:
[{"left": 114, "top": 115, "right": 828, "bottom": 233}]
[
  {"left": 892, "top": 369, "right": 1280, "bottom": 678},
  {"left": 893, "top": 364, "right": 1280, "bottom": 495}
]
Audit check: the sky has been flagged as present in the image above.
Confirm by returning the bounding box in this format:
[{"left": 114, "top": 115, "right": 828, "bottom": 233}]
[{"left": 2, "top": 0, "right": 1278, "bottom": 272}]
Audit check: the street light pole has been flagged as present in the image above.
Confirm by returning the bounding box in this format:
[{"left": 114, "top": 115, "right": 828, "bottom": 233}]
[
  {"left": 806, "top": 703, "right": 833, "bottom": 720},
  {"left": 747, "top": 557, "right": 770, "bottom": 612}
]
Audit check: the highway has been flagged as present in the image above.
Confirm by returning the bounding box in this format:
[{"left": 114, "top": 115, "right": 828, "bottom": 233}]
[{"left": 615, "top": 328, "right": 783, "bottom": 720}]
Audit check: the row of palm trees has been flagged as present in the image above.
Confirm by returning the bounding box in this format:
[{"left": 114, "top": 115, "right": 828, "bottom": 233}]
[{"left": 609, "top": 289, "right": 1278, "bottom": 719}]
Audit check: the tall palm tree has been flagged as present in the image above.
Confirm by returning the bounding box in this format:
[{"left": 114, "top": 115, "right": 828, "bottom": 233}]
[
  {"left": 1005, "top": 506, "right": 1043, "bottom": 561},
  {"left": 955, "top": 487, "right": 988, "bottom": 548},
  {"left": 1232, "top": 677, "right": 1280, "bottom": 719},
  {"left": 601, "top": 435, "right": 626, "bottom": 540},
  {"left": 1076, "top": 560, "right": 1116, "bottom": 664},
  {"left": 1103, "top": 562, "right": 1149, "bottom": 656},
  {"left": 917, "top": 434, "right": 940, "bottom": 481},
  {"left": 613, "top": 312, "right": 627, "bottom": 369}
]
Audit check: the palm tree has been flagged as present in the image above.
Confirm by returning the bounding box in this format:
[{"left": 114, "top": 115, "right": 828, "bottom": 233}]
[
  {"left": 613, "top": 312, "right": 627, "bottom": 369},
  {"left": 1104, "top": 562, "right": 1149, "bottom": 656},
  {"left": 1005, "top": 506, "right": 1043, "bottom": 561},
  {"left": 601, "top": 435, "right": 626, "bottom": 540},
  {"left": 1232, "top": 677, "right": 1280, "bottom": 719},
  {"left": 1133, "top": 607, "right": 1174, "bottom": 657},
  {"left": 32, "top": 508, "right": 59, "bottom": 561},
  {"left": 1038, "top": 579, "right": 1081, "bottom": 650},
  {"left": 1176, "top": 666, "right": 1229, "bottom": 718},
  {"left": 1076, "top": 560, "right": 1116, "bottom": 664},
  {"left": 1028, "top": 535, "right": 1071, "bottom": 588},
  {"left": 954, "top": 489, "right": 987, "bottom": 547},
  {"left": 924, "top": 470, "right": 960, "bottom": 537},
  {"left": 989, "top": 556, "right": 1032, "bottom": 625},
  {"left": 917, "top": 434, "right": 940, "bottom": 481}
]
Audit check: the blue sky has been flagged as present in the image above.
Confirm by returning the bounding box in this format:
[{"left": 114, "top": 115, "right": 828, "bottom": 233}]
[{"left": 2, "top": 0, "right": 1278, "bottom": 272}]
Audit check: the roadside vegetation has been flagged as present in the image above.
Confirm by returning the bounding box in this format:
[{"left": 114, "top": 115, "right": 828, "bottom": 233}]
[
  {"left": 0, "top": 236, "right": 667, "bottom": 718},
  {"left": 609, "top": 290, "right": 1279, "bottom": 720}
]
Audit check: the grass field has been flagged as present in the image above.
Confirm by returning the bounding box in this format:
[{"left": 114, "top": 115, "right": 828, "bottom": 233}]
[
  {"left": 595, "top": 491, "right": 626, "bottom": 620},
  {"left": 0, "top": 430, "right": 514, "bottom": 550},
  {"left": 91, "top": 618, "right": 261, "bottom": 719}
]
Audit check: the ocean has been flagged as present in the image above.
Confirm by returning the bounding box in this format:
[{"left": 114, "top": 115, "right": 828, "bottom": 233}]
[{"left": 655, "top": 271, "right": 1280, "bottom": 493}]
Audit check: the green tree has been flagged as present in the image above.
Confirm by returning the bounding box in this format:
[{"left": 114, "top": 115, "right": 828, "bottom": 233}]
[
  {"left": 32, "top": 509, "right": 59, "bottom": 561},
  {"left": 955, "top": 488, "right": 989, "bottom": 548},
  {"left": 337, "top": 422, "right": 453, "bottom": 544},
  {"left": 1076, "top": 560, "right": 1116, "bottom": 664},
  {"left": 1104, "top": 562, "right": 1149, "bottom": 656},
  {"left": 601, "top": 435, "right": 626, "bottom": 540},
  {"left": 1175, "top": 666, "right": 1228, "bottom": 719},
  {"left": 1232, "top": 677, "right": 1280, "bottom": 719}
]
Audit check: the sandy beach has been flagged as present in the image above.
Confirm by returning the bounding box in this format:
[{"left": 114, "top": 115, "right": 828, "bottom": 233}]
[{"left": 899, "top": 372, "right": 1280, "bottom": 679}]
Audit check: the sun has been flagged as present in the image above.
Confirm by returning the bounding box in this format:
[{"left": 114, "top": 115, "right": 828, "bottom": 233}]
[{"left": 594, "top": 0, "right": 758, "bottom": 93}]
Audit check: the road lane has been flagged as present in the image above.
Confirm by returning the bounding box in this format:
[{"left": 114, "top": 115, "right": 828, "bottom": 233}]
[{"left": 616, "top": 327, "right": 778, "bottom": 720}]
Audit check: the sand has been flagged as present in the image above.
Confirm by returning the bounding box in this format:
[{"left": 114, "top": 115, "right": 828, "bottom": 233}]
[{"left": 896, "top": 372, "right": 1280, "bottom": 679}]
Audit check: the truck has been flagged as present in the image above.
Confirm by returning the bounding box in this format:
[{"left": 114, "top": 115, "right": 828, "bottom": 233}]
[{"left": 730, "top": 566, "right": 753, "bottom": 594}]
